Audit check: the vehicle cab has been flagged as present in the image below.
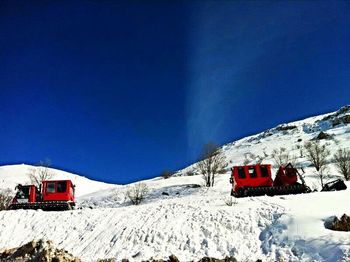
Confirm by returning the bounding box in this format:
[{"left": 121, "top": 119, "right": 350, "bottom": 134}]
[
  {"left": 42, "top": 180, "right": 75, "bottom": 203},
  {"left": 12, "top": 184, "right": 38, "bottom": 204},
  {"left": 230, "top": 164, "right": 273, "bottom": 195}
]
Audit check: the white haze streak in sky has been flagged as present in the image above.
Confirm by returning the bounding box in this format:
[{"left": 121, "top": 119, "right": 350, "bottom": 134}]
[{"left": 185, "top": 2, "right": 330, "bottom": 159}]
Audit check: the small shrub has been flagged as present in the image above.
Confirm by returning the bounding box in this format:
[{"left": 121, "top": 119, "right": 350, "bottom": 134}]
[
  {"left": 224, "top": 197, "right": 237, "bottom": 206},
  {"left": 243, "top": 157, "right": 250, "bottom": 165},
  {"left": 276, "top": 125, "right": 297, "bottom": 131},
  {"left": 125, "top": 183, "right": 149, "bottom": 205},
  {"left": 243, "top": 152, "right": 255, "bottom": 165},
  {"left": 255, "top": 154, "right": 267, "bottom": 164},
  {"left": 160, "top": 170, "right": 173, "bottom": 179},
  {"left": 186, "top": 171, "right": 196, "bottom": 176},
  {"left": 0, "top": 189, "right": 13, "bottom": 211}
]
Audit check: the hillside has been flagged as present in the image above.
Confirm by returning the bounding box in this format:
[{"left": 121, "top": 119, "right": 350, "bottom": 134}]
[
  {"left": 0, "top": 164, "right": 117, "bottom": 197},
  {"left": 0, "top": 106, "right": 350, "bottom": 261}
]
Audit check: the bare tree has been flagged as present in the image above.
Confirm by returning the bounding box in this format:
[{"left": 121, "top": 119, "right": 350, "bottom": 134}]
[
  {"left": 27, "top": 159, "right": 55, "bottom": 189},
  {"left": 334, "top": 148, "right": 350, "bottom": 180},
  {"left": 243, "top": 155, "right": 251, "bottom": 165},
  {"left": 304, "top": 141, "right": 330, "bottom": 187},
  {"left": 196, "top": 142, "right": 226, "bottom": 187},
  {"left": 243, "top": 152, "right": 255, "bottom": 165},
  {"left": 125, "top": 183, "right": 149, "bottom": 205},
  {"left": 255, "top": 153, "right": 268, "bottom": 164},
  {"left": 242, "top": 151, "right": 268, "bottom": 165},
  {"left": 271, "top": 147, "right": 291, "bottom": 167},
  {"left": 0, "top": 189, "right": 13, "bottom": 211}
]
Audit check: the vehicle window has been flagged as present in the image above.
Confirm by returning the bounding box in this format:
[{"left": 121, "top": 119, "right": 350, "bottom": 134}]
[
  {"left": 238, "top": 167, "right": 246, "bottom": 178},
  {"left": 47, "top": 182, "right": 56, "bottom": 193},
  {"left": 248, "top": 167, "right": 257, "bottom": 178},
  {"left": 57, "top": 181, "right": 67, "bottom": 193},
  {"left": 260, "top": 166, "right": 269, "bottom": 177},
  {"left": 22, "top": 187, "right": 30, "bottom": 197},
  {"left": 16, "top": 187, "right": 30, "bottom": 199},
  {"left": 57, "top": 182, "right": 67, "bottom": 193}
]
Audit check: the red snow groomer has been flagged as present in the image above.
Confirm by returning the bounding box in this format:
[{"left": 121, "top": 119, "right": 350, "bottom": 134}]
[
  {"left": 8, "top": 180, "right": 75, "bottom": 211},
  {"left": 230, "top": 163, "right": 311, "bottom": 197}
]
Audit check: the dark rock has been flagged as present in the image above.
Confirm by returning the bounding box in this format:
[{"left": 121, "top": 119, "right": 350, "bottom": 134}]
[
  {"left": 168, "top": 254, "right": 180, "bottom": 262},
  {"left": 162, "top": 192, "right": 169, "bottom": 196},
  {"left": 276, "top": 125, "right": 297, "bottom": 131},
  {"left": 143, "top": 255, "right": 238, "bottom": 262},
  {"left": 223, "top": 257, "right": 238, "bottom": 262},
  {"left": 0, "top": 239, "right": 80, "bottom": 262},
  {"left": 331, "top": 118, "right": 342, "bottom": 127},
  {"left": 198, "top": 256, "right": 237, "bottom": 262},
  {"left": 338, "top": 105, "right": 350, "bottom": 115},
  {"left": 187, "top": 184, "right": 201, "bottom": 188},
  {"left": 340, "top": 115, "right": 350, "bottom": 124},
  {"left": 316, "top": 131, "right": 331, "bottom": 140},
  {"left": 198, "top": 258, "right": 220, "bottom": 262},
  {"left": 326, "top": 214, "right": 350, "bottom": 231}
]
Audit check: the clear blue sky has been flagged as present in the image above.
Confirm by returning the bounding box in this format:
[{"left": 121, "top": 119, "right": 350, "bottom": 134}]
[{"left": 1, "top": 1, "right": 349, "bottom": 184}]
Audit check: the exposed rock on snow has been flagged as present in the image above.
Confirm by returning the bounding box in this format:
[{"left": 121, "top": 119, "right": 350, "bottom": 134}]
[
  {"left": 96, "top": 254, "right": 240, "bottom": 262},
  {"left": 143, "top": 254, "right": 180, "bottom": 262},
  {"left": 325, "top": 214, "right": 350, "bottom": 231},
  {"left": 315, "top": 131, "right": 331, "bottom": 140},
  {"left": 197, "top": 256, "right": 238, "bottom": 262},
  {"left": 0, "top": 239, "right": 80, "bottom": 262}
]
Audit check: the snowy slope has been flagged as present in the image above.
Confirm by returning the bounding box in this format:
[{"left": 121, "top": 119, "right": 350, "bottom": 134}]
[
  {"left": 0, "top": 106, "right": 350, "bottom": 261},
  {"left": 0, "top": 164, "right": 117, "bottom": 197}
]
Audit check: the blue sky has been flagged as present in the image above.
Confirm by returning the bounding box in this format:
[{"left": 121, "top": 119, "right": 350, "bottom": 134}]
[{"left": 1, "top": 1, "right": 349, "bottom": 184}]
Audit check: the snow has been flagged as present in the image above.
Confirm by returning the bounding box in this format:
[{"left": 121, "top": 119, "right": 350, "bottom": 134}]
[
  {"left": 0, "top": 106, "right": 350, "bottom": 261},
  {"left": 0, "top": 164, "right": 116, "bottom": 197}
]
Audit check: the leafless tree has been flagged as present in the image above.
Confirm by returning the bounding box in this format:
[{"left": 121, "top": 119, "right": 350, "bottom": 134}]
[
  {"left": 125, "top": 183, "right": 149, "bottom": 205},
  {"left": 271, "top": 147, "right": 292, "bottom": 167},
  {"left": 242, "top": 151, "right": 268, "bottom": 165},
  {"left": 196, "top": 142, "right": 226, "bottom": 187},
  {"left": 0, "top": 189, "right": 13, "bottom": 211},
  {"left": 304, "top": 141, "right": 330, "bottom": 187},
  {"left": 27, "top": 159, "right": 55, "bottom": 189},
  {"left": 243, "top": 155, "right": 251, "bottom": 165},
  {"left": 255, "top": 153, "right": 268, "bottom": 164},
  {"left": 333, "top": 148, "right": 350, "bottom": 180}
]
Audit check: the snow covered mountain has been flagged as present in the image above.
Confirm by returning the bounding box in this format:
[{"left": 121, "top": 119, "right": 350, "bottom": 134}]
[
  {"left": 0, "top": 106, "right": 350, "bottom": 261},
  {"left": 0, "top": 164, "right": 117, "bottom": 197}
]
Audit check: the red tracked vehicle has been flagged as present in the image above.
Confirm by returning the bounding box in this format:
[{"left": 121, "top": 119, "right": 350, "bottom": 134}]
[
  {"left": 230, "top": 163, "right": 311, "bottom": 197},
  {"left": 8, "top": 180, "right": 75, "bottom": 211}
]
